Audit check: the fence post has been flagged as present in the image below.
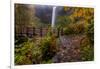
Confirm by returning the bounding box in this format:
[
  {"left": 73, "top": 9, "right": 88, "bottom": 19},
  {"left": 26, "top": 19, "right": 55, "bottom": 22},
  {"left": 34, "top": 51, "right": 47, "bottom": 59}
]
[
  {"left": 33, "top": 27, "right": 35, "bottom": 36},
  {"left": 20, "top": 27, "right": 23, "bottom": 37},
  {"left": 26, "top": 27, "right": 29, "bottom": 37},
  {"left": 40, "top": 27, "right": 42, "bottom": 37},
  {"left": 61, "top": 28, "right": 64, "bottom": 36},
  {"left": 57, "top": 28, "right": 60, "bottom": 37}
]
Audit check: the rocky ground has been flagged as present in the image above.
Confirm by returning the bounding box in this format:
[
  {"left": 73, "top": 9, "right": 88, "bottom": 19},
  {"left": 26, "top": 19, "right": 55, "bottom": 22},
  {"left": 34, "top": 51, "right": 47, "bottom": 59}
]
[{"left": 52, "top": 35, "right": 85, "bottom": 63}]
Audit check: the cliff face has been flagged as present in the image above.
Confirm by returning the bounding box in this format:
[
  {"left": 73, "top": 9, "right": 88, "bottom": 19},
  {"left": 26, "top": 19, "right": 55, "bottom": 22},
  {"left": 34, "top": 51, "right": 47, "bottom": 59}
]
[
  {"left": 34, "top": 5, "right": 75, "bottom": 24},
  {"left": 34, "top": 5, "right": 53, "bottom": 23}
]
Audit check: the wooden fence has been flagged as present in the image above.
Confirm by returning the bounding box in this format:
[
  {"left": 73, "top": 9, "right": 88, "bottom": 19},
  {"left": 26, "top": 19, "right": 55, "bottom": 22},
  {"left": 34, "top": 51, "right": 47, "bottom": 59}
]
[{"left": 15, "top": 27, "right": 64, "bottom": 38}]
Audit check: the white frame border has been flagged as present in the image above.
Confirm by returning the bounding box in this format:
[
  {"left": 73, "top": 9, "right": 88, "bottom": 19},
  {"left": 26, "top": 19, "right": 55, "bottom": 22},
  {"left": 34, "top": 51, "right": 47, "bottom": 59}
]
[{"left": 11, "top": 0, "right": 95, "bottom": 69}]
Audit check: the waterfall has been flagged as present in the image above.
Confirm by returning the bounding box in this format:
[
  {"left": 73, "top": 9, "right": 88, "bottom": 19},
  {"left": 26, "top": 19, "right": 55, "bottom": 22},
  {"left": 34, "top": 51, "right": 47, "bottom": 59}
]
[{"left": 51, "top": 6, "right": 56, "bottom": 28}]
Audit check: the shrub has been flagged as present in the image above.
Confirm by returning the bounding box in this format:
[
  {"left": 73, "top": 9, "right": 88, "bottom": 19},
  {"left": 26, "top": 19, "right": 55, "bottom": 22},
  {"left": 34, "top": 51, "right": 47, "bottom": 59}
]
[
  {"left": 63, "top": 27, "right": 73, "bottom": 35},
  {"left": 64, "top": 23, "right": 85, "bottom": 35},
  {"left": 15, "top": 41, "right": 33, "bottom": 65},
  {"left": 15, "top": 35, "right": 28, "bottom": 45},
  {"left": 15, "top": 41, "right": 42, "bottom": 65},
  {"left": 85, "top": 21, "right": 94, "bottom": 44},
  {"left": 40, "top": 35, "right": 57, "bottom": 61},
  {"left": 80, "top": 37, "right": 94, "bottom": 61},
  {"left": 32, "top": 44, "right": 42, "bottom": 64},
  {"left": 15, "top": 54, "right": 32, "bottom": 65},
  {"left": 80, "top": 18, "right": 94, "bottom": 61}
]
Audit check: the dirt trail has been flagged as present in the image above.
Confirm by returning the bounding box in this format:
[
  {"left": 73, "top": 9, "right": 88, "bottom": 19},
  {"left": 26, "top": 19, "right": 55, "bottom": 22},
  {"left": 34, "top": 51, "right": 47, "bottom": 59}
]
[{"left": 52, "top": 35, "right": 85, "bottom": 63}]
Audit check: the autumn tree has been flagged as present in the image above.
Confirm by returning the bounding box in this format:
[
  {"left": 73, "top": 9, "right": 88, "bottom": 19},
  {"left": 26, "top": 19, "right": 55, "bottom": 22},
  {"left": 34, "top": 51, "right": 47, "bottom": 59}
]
[{"left": 15, "top": 4, "right": 41, "bottom": 35}]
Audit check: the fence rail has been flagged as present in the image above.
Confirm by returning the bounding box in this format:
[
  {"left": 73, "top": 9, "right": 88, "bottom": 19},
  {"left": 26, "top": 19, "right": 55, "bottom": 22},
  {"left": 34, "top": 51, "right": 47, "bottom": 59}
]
[{"left": 15, "top": 27, "right": 64, "bottom": 38}]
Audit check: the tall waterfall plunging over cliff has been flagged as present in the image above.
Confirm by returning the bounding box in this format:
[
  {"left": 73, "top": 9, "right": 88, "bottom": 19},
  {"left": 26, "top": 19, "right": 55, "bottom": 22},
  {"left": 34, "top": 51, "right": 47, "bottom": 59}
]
[{"left": 51, "top": 6, "right": 56, "bottom": 28}]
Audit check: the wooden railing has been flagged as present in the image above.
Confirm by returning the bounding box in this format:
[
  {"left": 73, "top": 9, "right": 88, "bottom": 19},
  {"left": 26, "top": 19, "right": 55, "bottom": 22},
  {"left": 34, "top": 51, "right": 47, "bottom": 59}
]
[{"left": 15, "top": 27, "right": 64, "bottom": 38}]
